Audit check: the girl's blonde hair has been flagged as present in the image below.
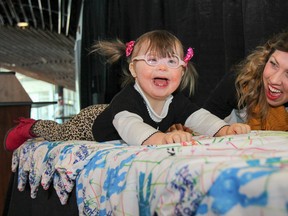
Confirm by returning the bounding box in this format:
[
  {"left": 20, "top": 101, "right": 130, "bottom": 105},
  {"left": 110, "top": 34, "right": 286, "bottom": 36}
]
[
  {"left": 91, "top": 30, "right": 198, "bottom": 96},
  {"left": 235, "top": 31, "right": 288, "bottom": 123}
]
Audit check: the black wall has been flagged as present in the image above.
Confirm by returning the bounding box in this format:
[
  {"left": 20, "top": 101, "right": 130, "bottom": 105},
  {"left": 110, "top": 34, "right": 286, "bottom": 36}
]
[{"left": 80, "top": 0, "right": 288, "bottom": 109}]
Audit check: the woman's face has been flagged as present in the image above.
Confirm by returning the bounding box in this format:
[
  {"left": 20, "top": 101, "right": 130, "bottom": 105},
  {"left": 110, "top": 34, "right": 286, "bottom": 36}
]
[
  {"left": 129, "top": 42, "right": 184, "bottom": 103},
  {"left": 263, "top": 50, "right": 288, "bottom": 107}
]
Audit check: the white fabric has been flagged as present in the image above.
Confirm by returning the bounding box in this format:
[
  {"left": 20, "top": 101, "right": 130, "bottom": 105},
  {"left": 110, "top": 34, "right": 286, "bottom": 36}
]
[
  {"left": 185, "top": 108, "right": 228, "bottom": 136},
  {"left": 224, "top": 108, "right": 247, "bottom": 124},
  {"left": 13, "top": 131, "right": 288, "bottom": 215},
  {"left": 113, "top": 111, "right": 158, "bottom": 145},
  {"left": 134, "top": 82, "right": 173, "bottom": 123}
]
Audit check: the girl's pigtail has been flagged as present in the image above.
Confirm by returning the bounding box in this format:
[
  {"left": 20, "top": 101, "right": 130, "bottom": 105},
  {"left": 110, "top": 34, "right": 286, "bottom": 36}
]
[{"left": 91, "top": 39, "right": 126, "bottom": 64}]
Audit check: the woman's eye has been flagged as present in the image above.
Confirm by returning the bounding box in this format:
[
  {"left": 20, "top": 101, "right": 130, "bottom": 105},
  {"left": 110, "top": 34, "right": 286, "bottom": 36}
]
[{"left": 270, "top": 60, "right": 277, "bottom": 68}]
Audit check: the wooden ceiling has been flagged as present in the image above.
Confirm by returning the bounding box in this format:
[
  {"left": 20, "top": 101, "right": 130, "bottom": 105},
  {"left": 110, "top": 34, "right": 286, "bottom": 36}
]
[{"left": 0, "top": 0, "right": 81, "bottom": 90}]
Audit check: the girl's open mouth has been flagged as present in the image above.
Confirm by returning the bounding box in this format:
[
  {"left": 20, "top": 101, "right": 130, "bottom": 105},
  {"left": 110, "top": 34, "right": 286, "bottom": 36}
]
[{"left": 153, "top": 78, "right": 169, "bottom": 87}]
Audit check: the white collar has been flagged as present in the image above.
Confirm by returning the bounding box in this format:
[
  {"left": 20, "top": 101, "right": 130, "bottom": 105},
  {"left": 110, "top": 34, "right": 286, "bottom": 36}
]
[{"left": 134, "top": 82, "right": 173, "bottom": 122}]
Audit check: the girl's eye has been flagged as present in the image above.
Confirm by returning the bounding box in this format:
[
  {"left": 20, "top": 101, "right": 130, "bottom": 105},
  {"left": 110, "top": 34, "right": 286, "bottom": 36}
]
[
  {"left": 146, "top": 54, "right": 158, "bottom": 64},
  {"left": 147, "top": 57, "right": 157, "bottom": 64},
  {"left": 167, "top": 58, "right": 178, "bottom": 66},
  {"left": 168, "top": 59, "right": 176, "bottom": 64}
]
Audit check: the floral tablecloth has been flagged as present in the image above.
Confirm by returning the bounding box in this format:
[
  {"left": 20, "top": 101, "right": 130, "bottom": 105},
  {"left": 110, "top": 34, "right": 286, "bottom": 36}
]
[{"left": 12, "top": 130, "right": 288, "bottom": 216}]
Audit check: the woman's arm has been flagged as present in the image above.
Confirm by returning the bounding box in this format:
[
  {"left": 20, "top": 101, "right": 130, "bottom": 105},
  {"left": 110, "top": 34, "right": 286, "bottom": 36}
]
[{"left": 203, "top": 72, "right": 238, "bottom": 119}]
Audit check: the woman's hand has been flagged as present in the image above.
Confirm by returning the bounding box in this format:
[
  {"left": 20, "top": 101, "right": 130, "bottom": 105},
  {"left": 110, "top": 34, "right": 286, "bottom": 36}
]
[{"left": 215, "top": 123, "right": 251, "bottom": 136}]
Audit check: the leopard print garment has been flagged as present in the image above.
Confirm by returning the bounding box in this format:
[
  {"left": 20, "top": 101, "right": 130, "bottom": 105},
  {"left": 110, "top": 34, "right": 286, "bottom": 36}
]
[{"left": 31, "top": 104, "right": 108, "bottom": 141}]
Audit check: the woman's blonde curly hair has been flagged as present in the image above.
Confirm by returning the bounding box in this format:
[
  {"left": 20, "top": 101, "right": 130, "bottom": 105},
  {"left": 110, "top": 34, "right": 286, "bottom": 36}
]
[{"left": 235, "top": 31, "right": 288, "bottom": 123}]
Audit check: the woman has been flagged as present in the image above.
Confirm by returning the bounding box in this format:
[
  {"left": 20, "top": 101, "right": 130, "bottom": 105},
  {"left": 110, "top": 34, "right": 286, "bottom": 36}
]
[{"left": 204, "top": 31, "right": 288, "bottom": 130}]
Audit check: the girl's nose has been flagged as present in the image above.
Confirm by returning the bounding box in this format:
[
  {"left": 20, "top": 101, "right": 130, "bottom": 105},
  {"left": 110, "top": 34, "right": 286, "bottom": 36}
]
[{"left": 157, "top": 59, "right": 168, "bottom": 70}]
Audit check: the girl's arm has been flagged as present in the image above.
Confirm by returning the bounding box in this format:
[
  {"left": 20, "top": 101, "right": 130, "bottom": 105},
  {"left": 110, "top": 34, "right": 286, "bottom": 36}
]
[
  {"left": 113, "top": 111, "right": 194, "bottom": 145},
  {"left": 185, "top": 108, "right": 250, "bottom": 136}
]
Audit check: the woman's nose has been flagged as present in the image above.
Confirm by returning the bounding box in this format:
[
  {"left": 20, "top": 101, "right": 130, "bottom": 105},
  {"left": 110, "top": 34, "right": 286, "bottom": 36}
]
[{"left": 269, "top": 70, "right": 283, "bottom": 84}]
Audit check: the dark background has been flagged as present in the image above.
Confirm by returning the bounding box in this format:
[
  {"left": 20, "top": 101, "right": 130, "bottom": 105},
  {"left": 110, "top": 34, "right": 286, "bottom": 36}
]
[{"left": 80, "top": 0, "right": 288, "bottom": 109}]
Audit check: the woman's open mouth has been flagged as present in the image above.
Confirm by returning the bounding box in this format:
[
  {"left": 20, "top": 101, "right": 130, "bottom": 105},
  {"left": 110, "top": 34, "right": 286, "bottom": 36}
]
[{"left": 266, "top": 85, "right": 282, "bottom": 100}]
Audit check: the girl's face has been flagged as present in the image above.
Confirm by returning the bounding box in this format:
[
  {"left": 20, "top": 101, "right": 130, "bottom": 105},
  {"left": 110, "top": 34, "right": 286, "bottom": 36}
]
[
  {"left": 263, "top": 50, "right": 288, "bottom": 107},
  {"left": 129, "top": 42, "right": 185, "bottom": 103}
]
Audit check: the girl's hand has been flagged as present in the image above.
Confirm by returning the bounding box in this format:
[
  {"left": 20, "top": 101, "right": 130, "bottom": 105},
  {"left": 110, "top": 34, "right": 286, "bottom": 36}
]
[
  {"left": 166, "top": 123, "right": 194, "bottom": 133},
  {"left": 215, "top": 123, "right": 251, "bottom": 136},
  {"left": 143, "top": 130, "right": 193, "bottom": 145},
  {"left": 162, "top": 130, "right": 193, "bottom": 144}
]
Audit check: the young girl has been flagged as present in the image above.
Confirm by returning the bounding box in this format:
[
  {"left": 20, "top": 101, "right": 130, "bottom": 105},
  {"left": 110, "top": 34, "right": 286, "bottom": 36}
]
[{"left": 5, "top": 30, "right": 250, "bottom": 151}]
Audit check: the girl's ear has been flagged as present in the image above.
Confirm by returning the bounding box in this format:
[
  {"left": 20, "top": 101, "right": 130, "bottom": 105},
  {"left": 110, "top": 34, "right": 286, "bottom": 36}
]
[{"left": 129, "top": 62, "right": 137, "bottom": 77}]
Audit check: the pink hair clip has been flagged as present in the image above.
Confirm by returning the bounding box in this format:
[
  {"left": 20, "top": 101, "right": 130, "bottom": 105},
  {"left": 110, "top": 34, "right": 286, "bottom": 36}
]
[
  {"left": 184, "top": 47, "right": 194, "bottom": 63},
  {"left": 126, "top": 40, "right": 135, "bottom": 57}
]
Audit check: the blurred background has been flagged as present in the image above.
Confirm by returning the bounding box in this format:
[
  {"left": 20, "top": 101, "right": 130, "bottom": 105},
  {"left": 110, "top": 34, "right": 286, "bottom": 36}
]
[{"left": 1, "top": 0, "right": 288, "bottom": 214}]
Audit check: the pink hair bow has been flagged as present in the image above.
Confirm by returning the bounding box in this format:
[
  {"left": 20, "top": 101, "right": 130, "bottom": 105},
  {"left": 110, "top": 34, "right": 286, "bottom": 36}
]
[
  {"left": 126, "top": 41, "right": 135, "bottom": 57},
  {"left": 184, "top": 47, "right": 194, "bottom": 63}
]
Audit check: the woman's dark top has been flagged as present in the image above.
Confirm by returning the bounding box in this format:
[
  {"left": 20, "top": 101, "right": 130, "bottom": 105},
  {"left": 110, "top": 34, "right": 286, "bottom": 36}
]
[{"left": 203, "top": 72, "right": 238, "bottom": 119}]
